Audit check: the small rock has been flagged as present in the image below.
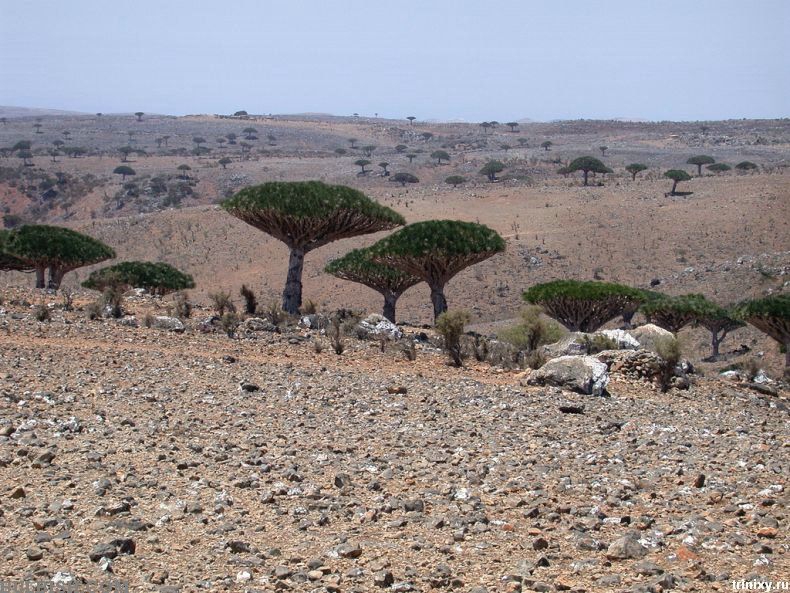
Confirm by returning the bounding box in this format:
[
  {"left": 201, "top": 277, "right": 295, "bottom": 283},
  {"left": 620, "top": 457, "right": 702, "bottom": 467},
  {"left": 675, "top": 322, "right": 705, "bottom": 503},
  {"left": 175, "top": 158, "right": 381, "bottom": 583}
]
[
  {"left": 26, "top": 546, "right": 44, "bottom": 561},
  {"left": 606, "top": 534, "right": 648, "bottom": 560}
]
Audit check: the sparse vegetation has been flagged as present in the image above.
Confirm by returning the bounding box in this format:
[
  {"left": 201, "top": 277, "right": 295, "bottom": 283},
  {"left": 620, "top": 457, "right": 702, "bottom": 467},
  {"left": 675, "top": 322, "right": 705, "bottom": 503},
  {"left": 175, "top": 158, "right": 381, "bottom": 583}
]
[
  {"left": 567, "top": 156, "right": 611, "bottom": 186},
  {"left": 436, "top": 310, "right": 471, "bottom": 367},
  {"left": 498, "top": 305, "right": 565, "bottom": 352}
]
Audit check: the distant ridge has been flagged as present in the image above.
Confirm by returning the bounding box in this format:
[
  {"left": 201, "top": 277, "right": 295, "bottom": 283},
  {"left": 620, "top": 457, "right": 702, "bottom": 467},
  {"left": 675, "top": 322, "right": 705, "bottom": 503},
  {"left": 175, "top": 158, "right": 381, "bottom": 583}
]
[{"left": 0, "top": 106, "right": 92, "bottom": 118}]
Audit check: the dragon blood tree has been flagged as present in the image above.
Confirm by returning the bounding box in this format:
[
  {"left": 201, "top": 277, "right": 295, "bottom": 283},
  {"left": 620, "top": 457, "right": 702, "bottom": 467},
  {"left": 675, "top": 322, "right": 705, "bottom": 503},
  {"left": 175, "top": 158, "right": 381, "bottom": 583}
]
[
  {"left": 83, "top": 261, "right": 195, "bottom": 296},
  {"left": 567, "top": 156, "right": 612, "bottom": 186},
  {"left": 0, "top": 229, "right": 35, "bottom": 273},
  {"left": 5, "top": 225, "right": 115, "bottom": 289},
  {"left": 734, "top": 294, "right": 790, "bottom": 374},
  {"left": 325, "top": 247, "right": 420, "bottom": 323},
  {"left": 222, "top": 181, "right": 405, "bottom": 314},
  {"left": 641, "top": 293, "right": 710, "bottom": 334},
  {"left": 691, "top": 297, "right": 745, "bottom": 358},
  {"left": 523, "top": 280, "right": 647, "bottom": 332},
  {"left": 369, "top": 220, "right": 505, "bottom": 322}
]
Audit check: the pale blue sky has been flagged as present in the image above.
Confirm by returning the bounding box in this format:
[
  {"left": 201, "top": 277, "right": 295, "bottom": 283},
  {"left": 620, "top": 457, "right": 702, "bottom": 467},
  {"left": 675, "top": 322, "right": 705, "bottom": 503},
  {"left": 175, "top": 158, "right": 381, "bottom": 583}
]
[{"left": 1, "top": 0, "right": 787, "bottom": 121}]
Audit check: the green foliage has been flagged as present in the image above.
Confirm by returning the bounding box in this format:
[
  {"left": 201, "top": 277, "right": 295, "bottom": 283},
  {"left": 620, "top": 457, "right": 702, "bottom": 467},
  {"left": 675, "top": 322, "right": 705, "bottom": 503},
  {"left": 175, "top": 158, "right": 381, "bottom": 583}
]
[
  {"left": 445, "top": 175, "right": 467, "bottom": 187},
  {"left": 218, "top": 157, "right": 232, "bottom": 168},
  {"left": 431, "top": 150, "right": 450, "bottom": 164},
  {"left": 664, "top": 169, "right": 691, "bottom": 181},
  {"left": 390, "top": 172, "right": 419, "bottom": 186},
  {"left": 12, "top": 140, "right": 31, "bottom": 152},
  {"left": 687, "top": 155, "right": 715, "bottom": 166},
  {"left": 498, "top": 305, "right": 566, "bottom": 351},
  {"left": 567, "top": 156, "right": 611, "bottom": 185},
  {"left": 82, "top": 261, "right": 195, "bottom": 295},
  {"left": 568, "top": 156, "right": 608, "bottom": 174},
  {"left": 354, "top": 159, "right": 371, "bottom": 172},
  {"left": 735, "top": 161, "right": 758, "bottom": 171},
  {"left": 436, "top": 310, "right": 471, "bottom": 366},
  {"left": 0, "top": 229, "right": 33, "bottom": 271},
  {"left": 640, "top": 293, "right": 708, "bottom": 332},
  {"left": 325, "top": 247, "right": 420, "bottom": 295},
  {"left": 523, "top": 280, "right": 647, "bottom": 332},
  {"left": 733, "top": 294, "right": 790, "bottom": 350},
  {"left": 5, "top": 225, "right": 115, "bottom": 269},
  {"left": 113, "top": 165, "right": 136, "bottom": 180},
  {"left": 626, "top": 163, "right": 648, "bottom": 180},
  {"left": 221, "top": 181, "right": 405, "bottom": 234},
  {"left": 664, "top": 169, "right": 691, "bottom": 193},
  {"left": 540, "top": 140, "right": 553, "bottom": 150},
  {"left": 707, "top": 163, "right": 731, "bottom": 173},
  {"left": 480, "top": 160, "right": 505, "bottom": 181},
  {"left": 370, "top": 220, "right": 505, "bottom": 260}
]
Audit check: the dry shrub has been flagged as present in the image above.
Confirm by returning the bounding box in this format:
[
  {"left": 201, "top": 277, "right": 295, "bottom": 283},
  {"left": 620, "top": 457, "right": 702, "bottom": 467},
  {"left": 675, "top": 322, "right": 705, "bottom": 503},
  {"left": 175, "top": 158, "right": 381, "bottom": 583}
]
[
  {"left": 172, "top": 291, "right": 192, "bottom": 319},
  {"left": 498, "top": 305, "right": 565, "bottom": 352},
  {"left": 240, "top": 284, "right": 257, "bottom": 315},
  {"left": 436, "top": 310, "right": 471, "bottom": 367},
  {"left": 655, "top": 335, "right": 681, "bottom": 392},
  {"left": 209, "top": 291, "right": 235, "bottom": 316}
]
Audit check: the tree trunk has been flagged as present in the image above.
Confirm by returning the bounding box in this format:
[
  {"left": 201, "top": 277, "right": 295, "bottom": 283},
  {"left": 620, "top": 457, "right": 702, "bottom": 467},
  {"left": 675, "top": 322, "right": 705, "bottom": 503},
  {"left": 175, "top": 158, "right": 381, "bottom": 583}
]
[
  {"left": 631, "top": 172, "right": 637, "bottom": 181},
  {"left": 382, "top": 292, "right": 397, "bottom": 324},
  {"left": 282, "top": 247, "right": 305, "bottom": 315},
  {"left": 35, "top": 266, "right": 46, "bottom": 289},
  {"left": 429, "top": 283, "right": 448, "bottom": 323},
  {"left": 583, "top": 170, "right": 589, "bottom": 186},
  {"left": 785, "top": 341, "right": 790, "bottom": 375},
  {"left": 696, "top": 164, "right": 702, "bottom": 176},
  {"left": 47, "top": 266, "right": 66, "bottom": 290},
  {"left": 671, "top": 180, "right": 678, "bottom": 195},
  {"left": 711, "top": 331, "right": 720, "bottom": 358}
]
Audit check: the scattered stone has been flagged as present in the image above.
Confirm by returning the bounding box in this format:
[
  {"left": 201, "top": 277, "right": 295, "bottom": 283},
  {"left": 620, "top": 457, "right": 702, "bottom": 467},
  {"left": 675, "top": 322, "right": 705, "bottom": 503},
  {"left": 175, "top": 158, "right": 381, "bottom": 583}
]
[
  {"left": 606, "top": 534, "right": 648, "bottom": 560},
  {"left": 527, "top": 355, "right": 609, "bottom": 396}
]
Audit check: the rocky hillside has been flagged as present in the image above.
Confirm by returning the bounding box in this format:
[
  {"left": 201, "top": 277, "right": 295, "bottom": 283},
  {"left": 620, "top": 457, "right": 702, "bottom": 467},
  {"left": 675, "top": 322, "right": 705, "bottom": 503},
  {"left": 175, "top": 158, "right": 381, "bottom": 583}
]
[{"left": 0, "top": 291, "right": 787, "bottom": 592}]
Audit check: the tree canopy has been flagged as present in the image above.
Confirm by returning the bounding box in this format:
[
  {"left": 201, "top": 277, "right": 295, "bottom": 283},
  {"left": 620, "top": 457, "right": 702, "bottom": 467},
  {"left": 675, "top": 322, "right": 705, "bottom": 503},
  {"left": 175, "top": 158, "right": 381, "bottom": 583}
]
[
  {"left": 113, "top": 165, "right": 136, "bottom": 180},
  {"left": 390, "top": 172, "right": 419, "bottom": 186},
  {"left": 687, "top": 155, "right": 715, "bottom": 176},
  {"left": 640, "top": 293, "right": 709, "bottom": 333},
  {"left": 222, "top": 181, "right": 404, "bottom": 313},
  {"left": 625, "top": 163, "right": 648, "bottom": 181},
  {"left": 3, "top": 224, "right": 115, "bottom": 288},
  {"left": 83, "top": 261, "right": 195, "bottom": 295},
  {"left": 445, "top": 175, "right": 467, "bottom": 187},
  {"left": 369, "top": 220, "right": 505, "bottom": 321},
  {"left": 0, "top": 229, "right": 34, "bottom": 272},
  {"left": 325, "top": 247, "right": 420, "bottom": 322},
  {"left": 431, "top": 150, "right": 450, "bottom": 164},
  {"left": 664, "top": 169, "right": 692, "bottom": 195},
  {"left": 734, "top": 294, "right": 790, "bottom": 371},
  {"left": 523, "top": 280, "right": 647, "bottom": 332},
  {"left": 480, "top": 160, "right": 505, "bottom": 182},
  {"left": 735, "top": 161, "right": 758, "bottom": 172},
  {"left": 707, "top": 163, "right": 731, "bottom": 174},
  {"left": 567, "top": 156, "right": 611, "bottom": 186}
]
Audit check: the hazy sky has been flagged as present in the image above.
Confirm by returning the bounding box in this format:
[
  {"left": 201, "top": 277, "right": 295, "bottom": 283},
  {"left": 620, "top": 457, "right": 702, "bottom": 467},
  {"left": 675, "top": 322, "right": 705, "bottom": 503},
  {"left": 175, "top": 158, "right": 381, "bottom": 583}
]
[{"left": 1, "top": 0, "right": 788, "bottom": 121}]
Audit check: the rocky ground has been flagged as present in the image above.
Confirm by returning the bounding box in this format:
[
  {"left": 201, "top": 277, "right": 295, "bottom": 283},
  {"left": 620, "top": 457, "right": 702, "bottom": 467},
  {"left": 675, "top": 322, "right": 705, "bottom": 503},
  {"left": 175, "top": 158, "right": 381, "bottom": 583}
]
[{"left": 0, "top": 292, "right": 787, "bottom": 592}]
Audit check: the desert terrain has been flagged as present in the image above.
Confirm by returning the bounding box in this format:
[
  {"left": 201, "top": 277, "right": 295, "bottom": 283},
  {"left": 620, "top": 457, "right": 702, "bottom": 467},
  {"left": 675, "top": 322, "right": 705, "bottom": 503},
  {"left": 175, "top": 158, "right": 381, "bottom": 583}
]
[{"left": 0, "top": 110, "right": 788, "bottom": 592}]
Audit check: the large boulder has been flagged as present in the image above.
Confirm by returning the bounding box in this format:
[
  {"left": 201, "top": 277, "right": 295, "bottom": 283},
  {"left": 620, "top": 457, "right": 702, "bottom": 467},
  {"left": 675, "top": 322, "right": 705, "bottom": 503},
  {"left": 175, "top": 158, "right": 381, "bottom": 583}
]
[
  {"left": 356, "top": 314, "right": 402, "bottom": 341},
  {"left": 599, "top": 329, "right": 640, "bottom": 350},
  {"left": 240, "top": 317, "right": 279, "bottom": 333},
  {"left": 151, "top": 316, "right": 185, "bottom": 333},
  {"left": 527, "top": 355, "right": 609, "bottom": 396},
  {"left": 540, "top": 333, "right": 588, "bottom": 358},
  {"left": 626, "top": 324, "right": 674, "bottom": 353}
]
